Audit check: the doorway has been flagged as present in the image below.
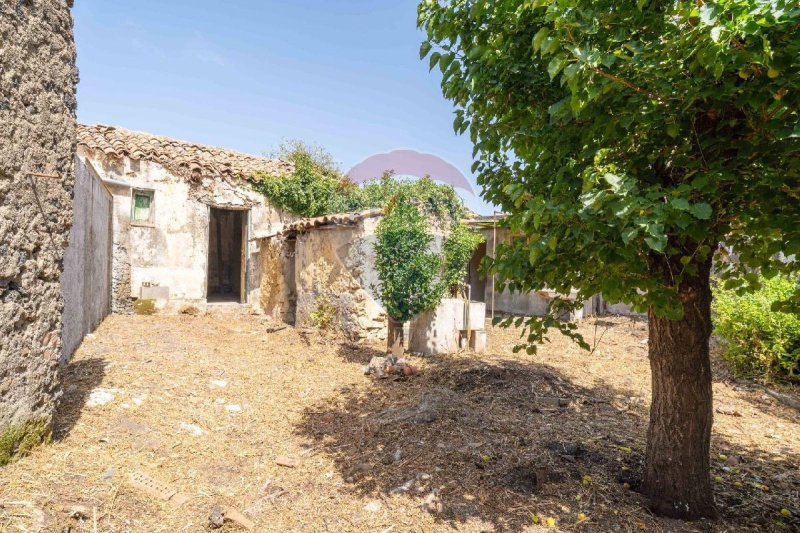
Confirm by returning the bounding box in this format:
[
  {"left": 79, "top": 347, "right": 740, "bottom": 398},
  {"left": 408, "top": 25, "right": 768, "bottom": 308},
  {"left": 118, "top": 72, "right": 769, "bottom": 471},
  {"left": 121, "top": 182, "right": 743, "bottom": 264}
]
[
  {"left": 467, "top": 241, "right": 487, "bottom": 302},
  {"left": 207, "top": 207, "right": 246, "bottom": 303}
]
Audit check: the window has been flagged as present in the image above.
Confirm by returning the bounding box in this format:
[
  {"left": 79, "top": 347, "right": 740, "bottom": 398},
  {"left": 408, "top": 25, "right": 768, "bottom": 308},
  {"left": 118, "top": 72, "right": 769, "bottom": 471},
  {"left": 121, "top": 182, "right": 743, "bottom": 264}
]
[{"left": 131, "top": 189, "right": 154, "bottom": 224}]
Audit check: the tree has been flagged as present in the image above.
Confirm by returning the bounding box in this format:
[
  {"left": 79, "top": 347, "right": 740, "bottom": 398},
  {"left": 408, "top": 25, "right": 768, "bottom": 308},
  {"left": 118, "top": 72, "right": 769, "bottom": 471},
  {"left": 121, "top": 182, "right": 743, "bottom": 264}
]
[
  {"left": 374, "top": 194, "right": 443, "bottom": 354},
  {"left": 419, "top": 0, "right": 800, "bottom": 520}
]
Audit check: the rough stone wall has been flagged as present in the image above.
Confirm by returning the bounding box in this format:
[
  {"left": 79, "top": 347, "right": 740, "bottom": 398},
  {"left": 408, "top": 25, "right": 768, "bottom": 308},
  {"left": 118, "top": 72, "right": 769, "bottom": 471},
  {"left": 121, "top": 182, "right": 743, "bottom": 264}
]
[
  {"left": 61, "top": 157, "right": 112, "bottom": 363},
  {"left": 0, "top": 1, "right": 78, "bottom": 460},
  {"left": 293, "top": 219, "right": 386, "bottom": 342}
]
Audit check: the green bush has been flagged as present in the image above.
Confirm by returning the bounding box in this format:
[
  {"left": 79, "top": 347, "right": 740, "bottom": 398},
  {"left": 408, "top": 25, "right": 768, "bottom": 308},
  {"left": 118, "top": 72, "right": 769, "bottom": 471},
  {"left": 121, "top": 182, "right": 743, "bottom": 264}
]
[
  {"left": 252, "top": 140, "right": 465, "bottom": 221},
  {"left": 309, "top": 297, "right": 336, "bottom": 330},
  {"left": 441, "top": 222, "right": 484, "bottom": 296},
  {"left": 713, "top": 274, "right": 800, "bottom": 382},
  {"left": 374, "top": 194, "right": 443, "bottom": 322}
]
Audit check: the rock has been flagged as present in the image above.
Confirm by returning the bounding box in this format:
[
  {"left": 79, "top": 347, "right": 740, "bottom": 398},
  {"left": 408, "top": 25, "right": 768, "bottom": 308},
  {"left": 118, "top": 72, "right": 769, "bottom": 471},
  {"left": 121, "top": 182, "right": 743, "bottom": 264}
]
[
  {"left": 86, "top": 388, "right": 119, "bottom": 407},
  {"left": 209, "top": 379, "right": 227, "bottom": 388},
  {"left": 180, "top": 422, "right": 203, "bottom": 436},
  {"left": 536, "top": 396, "right": 570, "bottom": 409},
  {"left": 208, "top": 505, "right": 225, "bottom": 529},
  {"left": 421, "top": 490, "right": 443, "bottom": 514},
  {"left": 225, "top": 403, "right": 243, "bottom": 413},
  {"left": 364, "top": 500, "right": 382, "bottom": 513},
  {"left": 69, "top": 505, "right": 90, "bottom": 520},
  {"left": 275, "top": 456, "right": 298, "bottom": 468}
]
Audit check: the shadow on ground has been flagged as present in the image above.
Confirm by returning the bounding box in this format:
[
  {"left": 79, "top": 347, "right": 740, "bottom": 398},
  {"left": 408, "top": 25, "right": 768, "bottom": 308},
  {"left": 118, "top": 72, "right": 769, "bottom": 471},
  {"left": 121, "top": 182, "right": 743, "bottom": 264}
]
[
  {"left": 53, "top": 357, "right": 106, "bottom": 440},
  {"left": 297, "top": 349, "right": 800, "bottom": 532}
]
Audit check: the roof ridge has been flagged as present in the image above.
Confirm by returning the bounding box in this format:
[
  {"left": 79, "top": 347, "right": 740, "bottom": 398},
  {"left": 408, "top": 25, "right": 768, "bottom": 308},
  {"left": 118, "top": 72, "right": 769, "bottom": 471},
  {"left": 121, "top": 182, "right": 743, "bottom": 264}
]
[
  {"left": 79, "top": 123, "right": 280, "bottom": 164},
  {"left": 77, "top": 123, "right": 293, "bottom": 182}
]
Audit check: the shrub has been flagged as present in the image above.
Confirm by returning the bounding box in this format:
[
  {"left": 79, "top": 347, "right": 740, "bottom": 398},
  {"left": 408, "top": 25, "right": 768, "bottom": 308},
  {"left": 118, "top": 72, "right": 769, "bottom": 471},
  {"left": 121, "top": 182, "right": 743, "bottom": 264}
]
[
  {"left": 441, "top": 222, "right": 484, "bottom": 296},
  {"left": 374, "top": 194, "right": 443, "bottom": 323},
  {"left": 309, "top": 297, "right": 336, "bottom": 330},
  {"left": 133, "top": 299, "right": 156, "bottom": 315},
  {"left": 252, "top": 140, "right": 465, "bottom": 221},
  {"left": 713, "top": 274, "right": 800, "bottom": 382}
]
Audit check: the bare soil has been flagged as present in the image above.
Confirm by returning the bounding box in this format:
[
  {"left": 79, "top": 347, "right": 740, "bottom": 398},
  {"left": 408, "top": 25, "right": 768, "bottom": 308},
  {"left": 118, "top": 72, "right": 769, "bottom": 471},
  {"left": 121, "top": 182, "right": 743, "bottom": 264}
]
[{"left": 0, "top": 314, "right": 798, "bottom": 532}]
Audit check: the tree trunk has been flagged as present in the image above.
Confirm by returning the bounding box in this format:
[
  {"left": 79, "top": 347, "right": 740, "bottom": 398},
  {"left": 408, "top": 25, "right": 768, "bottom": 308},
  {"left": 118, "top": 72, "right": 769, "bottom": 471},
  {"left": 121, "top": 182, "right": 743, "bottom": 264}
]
[
  {"left": 643, "top": 257, "right": 717, "bottom": 520},
  {"left": 387, "top": 318, "right": 405, "bottom": 357}
]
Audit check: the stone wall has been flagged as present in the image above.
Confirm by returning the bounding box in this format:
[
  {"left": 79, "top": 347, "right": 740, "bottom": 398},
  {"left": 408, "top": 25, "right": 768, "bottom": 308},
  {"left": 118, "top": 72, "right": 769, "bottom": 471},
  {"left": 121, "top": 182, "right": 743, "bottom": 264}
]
[
  {"left": 259, "top": 217, "right": 387, "bottom": 341},
  {"left": 293, "top": 219, "right": 387, "bottom": 341},
  {"left": 61, "top": 157, "right": 112, "bottom": 363},
  {"left": 0, "top": 1, "right": 77, "bottom": 462}
]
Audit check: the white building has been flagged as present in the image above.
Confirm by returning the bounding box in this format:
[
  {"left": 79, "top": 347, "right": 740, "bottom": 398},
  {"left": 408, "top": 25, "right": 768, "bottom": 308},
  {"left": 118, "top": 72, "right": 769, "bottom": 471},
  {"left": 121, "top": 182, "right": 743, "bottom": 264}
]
[{"left": 77, "top": 124, "right": 294, "bottom": 313}]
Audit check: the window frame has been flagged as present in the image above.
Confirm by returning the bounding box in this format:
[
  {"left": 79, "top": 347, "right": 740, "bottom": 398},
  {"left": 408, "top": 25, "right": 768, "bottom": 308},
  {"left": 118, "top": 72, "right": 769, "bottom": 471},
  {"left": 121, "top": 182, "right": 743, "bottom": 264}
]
[{"left": 130, "top": 188, "right": 155, "bottom": 226}]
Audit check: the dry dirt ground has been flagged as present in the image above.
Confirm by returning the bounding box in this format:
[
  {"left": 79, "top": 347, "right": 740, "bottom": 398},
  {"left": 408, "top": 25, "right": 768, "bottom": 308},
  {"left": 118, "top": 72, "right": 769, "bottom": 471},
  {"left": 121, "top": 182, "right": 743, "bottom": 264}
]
[{"left": 1, "top": 314, "right": 798, "bottom": 532}]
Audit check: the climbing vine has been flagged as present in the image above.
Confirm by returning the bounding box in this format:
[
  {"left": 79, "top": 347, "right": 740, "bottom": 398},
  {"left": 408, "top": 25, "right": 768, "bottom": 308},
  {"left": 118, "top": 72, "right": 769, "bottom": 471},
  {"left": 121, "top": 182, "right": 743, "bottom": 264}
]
[{"left": 251, "top": 141, "right": 464, "bottom": 221}]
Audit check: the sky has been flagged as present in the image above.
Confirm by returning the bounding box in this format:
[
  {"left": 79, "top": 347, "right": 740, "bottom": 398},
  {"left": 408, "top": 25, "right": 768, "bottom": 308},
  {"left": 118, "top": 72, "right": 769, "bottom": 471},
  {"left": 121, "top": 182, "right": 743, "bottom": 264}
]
[{"left": 73, "top": 0, "right": 495, "bottom": 214}]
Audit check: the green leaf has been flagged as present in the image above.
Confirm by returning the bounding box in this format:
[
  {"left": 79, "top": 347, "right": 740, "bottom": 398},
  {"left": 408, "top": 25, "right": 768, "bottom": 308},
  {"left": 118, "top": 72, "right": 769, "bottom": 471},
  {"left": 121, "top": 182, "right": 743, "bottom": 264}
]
[
  {"left": 419, "top": 42, "right": 432, "bottom": 59},
  {"left": 533, "top": 27, "right": 550, "bottom": 52},
  {"left": 690, "top": 203, "right": 713, "bottom": 220},
  {"left": 547, "top": 55, "right": 567, "bottom": 80},
  {"left": 428, "top": 51, "right": 441, "bottom": 71}
]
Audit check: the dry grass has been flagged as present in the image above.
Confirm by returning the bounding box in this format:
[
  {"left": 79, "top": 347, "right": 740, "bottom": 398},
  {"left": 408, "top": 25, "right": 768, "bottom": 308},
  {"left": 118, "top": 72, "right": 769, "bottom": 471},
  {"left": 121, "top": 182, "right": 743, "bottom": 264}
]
[{"left": 0, "top": 314, "right": 798, "bottom": 532}]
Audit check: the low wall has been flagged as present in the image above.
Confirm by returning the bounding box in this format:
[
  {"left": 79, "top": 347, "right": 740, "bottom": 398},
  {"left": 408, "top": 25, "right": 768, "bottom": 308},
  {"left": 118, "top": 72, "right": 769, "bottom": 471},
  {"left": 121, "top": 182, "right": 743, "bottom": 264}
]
[{"left": 61, "top": 158, "right": 113, "bottom": 362}]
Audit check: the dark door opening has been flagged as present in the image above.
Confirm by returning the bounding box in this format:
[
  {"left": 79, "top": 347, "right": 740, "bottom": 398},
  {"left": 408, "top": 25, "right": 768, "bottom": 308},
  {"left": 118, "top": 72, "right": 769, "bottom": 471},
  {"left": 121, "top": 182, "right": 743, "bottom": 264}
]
[
  {"left": 467, "top": 241, "right": 487, "bottom": 303},
  {"left": 207, "top": 207, "right": 245, "bottom": 303}
]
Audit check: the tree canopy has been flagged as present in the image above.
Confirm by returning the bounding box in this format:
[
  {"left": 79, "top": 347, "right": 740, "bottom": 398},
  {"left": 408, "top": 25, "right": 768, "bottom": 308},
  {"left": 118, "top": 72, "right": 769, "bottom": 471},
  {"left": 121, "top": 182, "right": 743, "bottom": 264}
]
[
  {"left": 419, "top": 0, "right": 800, "bottom": 519},
  {"left": 419, "top": 0, "right": 800, "bottom": 342}
]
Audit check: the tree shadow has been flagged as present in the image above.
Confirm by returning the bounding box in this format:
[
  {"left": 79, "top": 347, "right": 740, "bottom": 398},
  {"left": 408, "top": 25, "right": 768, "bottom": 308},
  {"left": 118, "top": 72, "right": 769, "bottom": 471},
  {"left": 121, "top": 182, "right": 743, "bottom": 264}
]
[
  {"left": 53, "top": 357, "right": 106, "bottom": 440},
  {"left": 296, "top": 349, "right": 800, "bottom": 532},
  {"left": 336, "top": 343, "right": 384, "bottom": 365}
]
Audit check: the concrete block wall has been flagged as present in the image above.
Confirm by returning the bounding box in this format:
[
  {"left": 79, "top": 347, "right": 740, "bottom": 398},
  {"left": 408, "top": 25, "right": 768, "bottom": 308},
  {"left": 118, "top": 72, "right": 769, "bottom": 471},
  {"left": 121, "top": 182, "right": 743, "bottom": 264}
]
[{"left": 0, "top": 0, "right": 78, "bottom": 460}]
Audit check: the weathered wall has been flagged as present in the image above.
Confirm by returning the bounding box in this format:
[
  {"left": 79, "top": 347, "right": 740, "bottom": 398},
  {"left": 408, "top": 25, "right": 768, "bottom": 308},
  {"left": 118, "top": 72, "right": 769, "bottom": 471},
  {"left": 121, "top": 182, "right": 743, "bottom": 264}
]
[
  {"left": 0, "top": 1, "right": 77, "bottom": 460},
  {"left": 287, "top": 217, "right": 386, "bottom": 341},
  {"left": 61, "top": 157, "right": 112, "bottom": 363},
  {"left": 258, "top": 237, "right": 296, "bottom": 322},
  {"left": 262, "top": 216, "right": 457, "bottom": 341},
  {"left": 79, "top": 150, "right": 288, "bottom": 312}
]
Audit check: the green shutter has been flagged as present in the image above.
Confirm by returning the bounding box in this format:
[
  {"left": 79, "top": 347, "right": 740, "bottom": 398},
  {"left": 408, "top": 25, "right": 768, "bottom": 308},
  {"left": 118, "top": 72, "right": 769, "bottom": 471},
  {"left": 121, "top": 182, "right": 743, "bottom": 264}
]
[{"left": 133, "top": 192, "right": 152, "bottom": 221}]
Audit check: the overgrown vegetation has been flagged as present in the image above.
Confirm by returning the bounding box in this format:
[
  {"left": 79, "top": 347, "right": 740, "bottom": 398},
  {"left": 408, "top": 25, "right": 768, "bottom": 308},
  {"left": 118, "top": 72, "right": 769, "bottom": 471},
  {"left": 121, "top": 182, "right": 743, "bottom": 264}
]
[
  {"left": 0, "top": 418, "right": 50, "bottom": 466},
  {"left": 374, "top": 195, "right": 444, "bottom": 324},
  {"left": 374, "top": 192, "right": 483, "bottom": 353},
  {"left": 309, "top": 297, "right": 337, "bottom": 330},
  {"left": 133, "top": 299, "right": 156, "bottom": 315},
  {"left": 441, "top": 222, "right": 484, "bottom": 296},
  {"left": 713, "top": 274, "right": 800, "bottom": 383},
  {"left": 252, "top": 141, "right": 464, "bottom": 221}
]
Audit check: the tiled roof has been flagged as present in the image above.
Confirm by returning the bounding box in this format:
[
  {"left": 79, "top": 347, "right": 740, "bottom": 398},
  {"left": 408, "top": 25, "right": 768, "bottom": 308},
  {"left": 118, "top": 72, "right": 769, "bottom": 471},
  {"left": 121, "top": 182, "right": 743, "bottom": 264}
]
[
  {"left": 281, "top": 209, "right": 384, "bottom": 234},
  {"left": 77, "top": 124, "right": 293, "bottom": 182}
]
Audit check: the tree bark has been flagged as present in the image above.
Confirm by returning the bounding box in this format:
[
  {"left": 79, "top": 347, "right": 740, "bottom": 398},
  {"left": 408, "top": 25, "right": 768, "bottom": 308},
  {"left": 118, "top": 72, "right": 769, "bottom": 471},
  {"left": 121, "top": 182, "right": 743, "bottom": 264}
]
[
  {"left": 387, "top": 318, "right": 405, "bottom": 357},
  {"left": 643, "top": 257, "right": 717, "bottom": 520}
]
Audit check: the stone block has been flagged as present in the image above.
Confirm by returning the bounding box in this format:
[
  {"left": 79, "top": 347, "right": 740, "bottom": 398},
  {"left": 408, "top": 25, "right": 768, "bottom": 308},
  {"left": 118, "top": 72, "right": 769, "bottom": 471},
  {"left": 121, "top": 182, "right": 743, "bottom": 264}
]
[{"left": 469, "top": 330, "right": 487, "bottom": 353}]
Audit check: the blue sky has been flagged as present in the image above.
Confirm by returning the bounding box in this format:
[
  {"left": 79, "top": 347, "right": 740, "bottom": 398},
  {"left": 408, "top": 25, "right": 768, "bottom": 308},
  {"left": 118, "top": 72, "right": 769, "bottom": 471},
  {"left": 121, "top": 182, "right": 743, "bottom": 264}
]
[{"left": 73, "top": 0, "right": 494, "bottom": 214}]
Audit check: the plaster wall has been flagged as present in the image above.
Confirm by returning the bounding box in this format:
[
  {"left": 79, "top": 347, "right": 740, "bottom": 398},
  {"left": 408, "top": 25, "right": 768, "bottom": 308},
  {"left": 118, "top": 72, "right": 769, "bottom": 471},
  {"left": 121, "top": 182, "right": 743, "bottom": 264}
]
[
  {"left": 61, "top": 158, "right": 112, "bottom": 363},
  {"left": 79, "top": 150, "right": 288, "bottom": 312},
  {"left": 0, "top": 1, "right": 77, "bottom": 446}
]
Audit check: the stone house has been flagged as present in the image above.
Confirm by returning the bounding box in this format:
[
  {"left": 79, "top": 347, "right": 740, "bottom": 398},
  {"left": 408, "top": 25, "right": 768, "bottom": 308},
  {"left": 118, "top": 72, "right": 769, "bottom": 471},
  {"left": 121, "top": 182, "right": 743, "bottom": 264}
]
[{"left": 77, "top": 124, "right": 294, "bottom": 314}]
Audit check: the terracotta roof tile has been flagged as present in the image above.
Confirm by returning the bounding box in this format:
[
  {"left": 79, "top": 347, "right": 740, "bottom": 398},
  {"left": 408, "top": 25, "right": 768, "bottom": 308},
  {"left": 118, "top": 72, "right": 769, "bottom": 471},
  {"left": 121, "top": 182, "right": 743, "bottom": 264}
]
[
  {"left": 77, "top": 124, "right": 293, "bottom": 182},
  {"left": 281, "top": 209, "right": 384, "bottom": 234}
]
